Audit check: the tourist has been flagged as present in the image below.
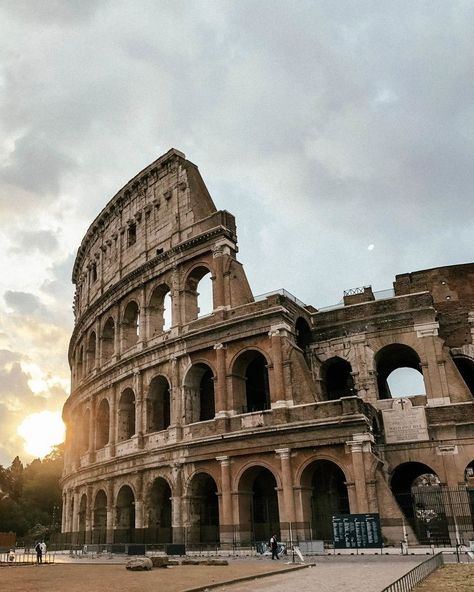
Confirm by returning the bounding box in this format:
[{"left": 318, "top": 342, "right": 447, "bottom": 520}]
[
  {"left": 270, "top": 534, "right": 279, "bottom": 560},
  {"left": 34, "top": 541, "right": 43, "bottom": 564}
]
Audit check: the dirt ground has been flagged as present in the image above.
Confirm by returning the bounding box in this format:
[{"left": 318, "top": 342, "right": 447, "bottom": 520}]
[
  {"left": 0, "top": 560, "right": 304, "bottom": 592},
  {"left": 415, "top": 564, "right": 474, "bottom": 591}
]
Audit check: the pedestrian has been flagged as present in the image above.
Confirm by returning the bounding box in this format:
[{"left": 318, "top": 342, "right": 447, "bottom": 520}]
[
  {"left": 40, "top": 541, "right": 47, "bottom": 561},
  {"left": 34, "top": 541, "right": 43, "bottom": 564},
  {"left": 270, "top": 534, "right": 279, "bottom": 560}
]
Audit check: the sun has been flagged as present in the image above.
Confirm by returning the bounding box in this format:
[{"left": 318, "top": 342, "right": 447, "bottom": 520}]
[{"left": 17, "top": 411, "right": 65, "bottom": 458}]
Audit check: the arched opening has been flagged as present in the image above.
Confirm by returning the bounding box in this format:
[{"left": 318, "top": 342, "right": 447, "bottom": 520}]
[
  {"left": 184, "top": 266, "right": 214, "bottom": 322},
  {"left": 187, "top": 473, "right": 219, "bottom": 544},
  {"left": 321, "top": 357, "right": 355, "bottom": 400},
  {"left": 93, "top": 490, "right": 107, "bottom": 544},
  {"left": 238, "top": 467, "right": 279, "bottom": 543},
  {"left": 147, "top": 376, "right": 171, "bottom": 433},
  {"left": 375, "top": 344, "right": 425, "bottom": 399},
  {"left": 390, "top": 462, "right": 449, "bottom": 544},
  {"left": 465, "top": 461, "right": 474, "bottom": 531},
  {"left": 123, "top": 301, "right": 140, "bottom": 349},
  {"left": 118, "top": 389, "right": 135, "bottom": 441},
  {"left": 295, "top": 318, "right": 312, "bottom": 351},
  {"left": 453, "top": 356, "right": 474, "bottom": 396},
  {"left": 148, "top": 284, "right": 172, "bottom": 336},
  {"left": 184, "top": 363, "right": 215, "bottom": 423},
  {"left": 300, "top": 460, "right": 349, "bottom": 541},
  {"left": 78, "top": 494, "right": 87, "bottom": 545},
  {"left": 86, "top": 331, "right": 96, "bottom": 373},
  {"left": 77, "top": 345, "right": 84, "bottom": 381},
  {"left": 233, "top": 351, "right": 270, "bottom": 414},
  {"left": 101, "top": 317, "right": 115, "bottom": 362},
  {"left": 146, "top": 478, "right": 172, "bottom": 543},
  {"left": 115, "top": 485, "right": 135, "bottom": 543},
  {"left": 79, "top": 409, "right": 90, "bottom": 455},
  {"left": 96, "top": 398, "right": 110, "bottom": 449}
]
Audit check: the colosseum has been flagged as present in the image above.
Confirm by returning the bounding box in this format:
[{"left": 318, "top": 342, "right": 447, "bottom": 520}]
[{"left": 61, "top": 148, "right": 474, "bottom": 550}]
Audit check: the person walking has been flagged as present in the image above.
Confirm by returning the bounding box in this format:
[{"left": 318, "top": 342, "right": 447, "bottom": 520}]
[
  {"left": 34, "top": 541, "right": 43, "bottom": 564},
  {"left": 40, "top": 541, "right": 47, "bottom": 561},
  {"left": 270, "top": 534, "right": 279, "bottom": 560}
]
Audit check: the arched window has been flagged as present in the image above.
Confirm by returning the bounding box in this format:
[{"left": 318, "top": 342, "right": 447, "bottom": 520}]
[
  {"left": 232, "top": 351, "right": 270, "bottom": 413},
  {"left": 321, "top": 357, "right": 355, "bottom": 400},
  {"left": 148, "top": 285, "right": 172, "bottom": 336},
  {"left": 101, "top": 317, "right": 115, "bottom": 362},
  {"left": 96, "top": 399, "right": 110, "bottom": 449},
  {"left": 115, "top": 485, "right": 135, "bottom": 543},
  {"left": 80, "top": 409, "right": 90, "bottom": 455},
  {"left": 295, "top": 318, "right": 312, "bottom": 351},
  {"left": 184, "top": 266, "right": 214, "bottom": 322},
  {"left": 118, "top": 388, "right": 135, "bottom": 441},
  {"left": 184, "top": 363, "right": 215, "bottom": 423},
  {"left": 86, "top": 331, "right": 97, "bottom": 373},
  {"left": 123, "top": 301, "right": 140, "bottom": 349},
  {"left": 147, "top": 376, "right": 171, "bottom": 433},
  {"left": 453, "top": 356, "right": 474, "bottom": 396},
  {"left": 375, "top": 344, "right": 425, "bottom": 399},
  {"left": 78, "top": 494, "right": 87, "bottom": 536},
  {"left": 186, "top": 473, "right": 219, "bottom": 544},
  {"left": 147, "top": 478, "right": 172, "bottom": 543},
  {"left": 77, "top": 345, "right": 84, "bottom": 381},
  {"left": 93, "top": 490, "right": 107, "bottom": 544}
]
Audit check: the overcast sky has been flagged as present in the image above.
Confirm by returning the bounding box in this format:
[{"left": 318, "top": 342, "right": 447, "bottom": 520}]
[{"left": 0, "top": 1, "right": 473, "bottom": 465}]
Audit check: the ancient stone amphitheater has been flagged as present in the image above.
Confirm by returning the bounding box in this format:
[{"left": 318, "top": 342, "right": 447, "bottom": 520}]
[{"left": 61, "top": 149, "right": 474, "bottom": 549}]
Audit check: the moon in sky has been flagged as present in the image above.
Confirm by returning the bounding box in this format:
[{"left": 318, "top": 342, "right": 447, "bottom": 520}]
[{"left": 17, "top": 412, "right": 65, "bottom": 458}]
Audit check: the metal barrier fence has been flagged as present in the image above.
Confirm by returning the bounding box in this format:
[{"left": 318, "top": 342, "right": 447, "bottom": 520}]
[
  {"left": 0, "top": 551, "right": 55, "bottom": 565},
  {"left": 380, "top": 553, "right": 444, "bottom": 592}
]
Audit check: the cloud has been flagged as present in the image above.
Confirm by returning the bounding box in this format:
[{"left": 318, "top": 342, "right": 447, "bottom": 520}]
[
  {"left": 3, "top": 291, "right": 49, "bottom": 317},
  {"left": 10, "top": 229, "right": 59, "bottom": 254}
]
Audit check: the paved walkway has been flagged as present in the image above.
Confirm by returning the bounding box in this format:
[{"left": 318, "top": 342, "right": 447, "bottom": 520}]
[{"left": 213, "top": 556, "right": 422, "bottom": 592}]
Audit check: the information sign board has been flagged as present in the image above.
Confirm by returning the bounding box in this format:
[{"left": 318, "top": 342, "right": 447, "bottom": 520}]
[{"left": 332, "top": 513, "right": 382, "bottom": 549}]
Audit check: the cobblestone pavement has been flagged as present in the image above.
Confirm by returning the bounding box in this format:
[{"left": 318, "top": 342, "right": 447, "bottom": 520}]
[{"left": 214, "top": 556, "right": 422, "bottom": 592}]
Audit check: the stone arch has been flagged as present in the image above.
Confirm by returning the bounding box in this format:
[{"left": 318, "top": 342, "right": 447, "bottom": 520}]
[
  {"left": 295, "top": 317, "right": 312, "bottom": 351},
  {"left": 184, "top": 264, "right": 214, "bottom": 322},
  {"left": 148, "top": 283, "right": 172, "bottom": 336},
  {"left": 237, "top": 465, "right": 280, "bottom": 543},
  {"left": 92, "top": 489, "right": 107, "bottom": 544},
  {"left": 147, "top": 375, "right": 171, "bottom": 433},
  {"left": 96, "top": 398, "right": 110, "bottom": 449},
  {"left": 452, "top": 355, "right": 474, "bottom": 396},
  {"left": 375, "top": 343, "right": 426, "bottom": 399},
  {"left": 390, "top": 462, "right": 449, "bottom": 544},
  {"left": 79, "top": 408, "right": 90, "bottom": 455},
  {"left": 115, "top": 484, "right": 136, "bottom": 543},
  {"left": 231, "top": 349, "right": 271, "bottom": 413},
  {"left": 78, "top": 493, "right": 87, "bottom": 544},
  {"left": 86, "top": 331, "right": 97, "bottom": 373},
  {"left": 146, "top": 477, "right": 172, "bottom": 543},
  {"left": 122, "top": 300, "right": 140, "bottom": 349},
  {"left": 183, "top": 363, "right": 215, "bottom": 423},
  {"left": 101, "top": 317, "right": 115, "bottom": 362},
  {"left": 320, "top": 356, "right": 355, "bottom": 400},
  {"left": 118, "top": 388, "right": 135, "bottom": 441},
  {"left": 186, "top": 472, "right": 220, "bottom": 544},
  {"left": 299, "top": 459, "right": 349, "bottom": 541},
  {"left": 77, "top": 344, "right": 84, "bottom": 381}
]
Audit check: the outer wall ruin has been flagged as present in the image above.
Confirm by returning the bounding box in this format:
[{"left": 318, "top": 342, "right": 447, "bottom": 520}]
[{"left": 61, "top": 149, "right": 474, "bottom": 548}]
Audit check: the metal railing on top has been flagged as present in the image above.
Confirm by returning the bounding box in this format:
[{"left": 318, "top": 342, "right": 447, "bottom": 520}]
[{"left": 380, "top": 552, "right": 443, "bottom": 592}]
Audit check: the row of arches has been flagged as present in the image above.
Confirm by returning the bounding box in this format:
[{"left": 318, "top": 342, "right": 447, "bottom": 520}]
[{"left": 74, "top": 267, "right": 214, "bottom": 381}]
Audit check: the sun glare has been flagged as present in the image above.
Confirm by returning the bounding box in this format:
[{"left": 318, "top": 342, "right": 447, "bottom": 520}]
[{"left": 17, "top": 411, "right": 65, "bottom": 458}]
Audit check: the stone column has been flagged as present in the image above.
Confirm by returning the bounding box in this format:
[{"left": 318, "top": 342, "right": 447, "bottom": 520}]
[
  {"left": 217, "top": 456, "right": 233, "bottom": 543},
  {"left": 139, "top": 285, "right": 147, "bottom": 345},
  {"left": 269, "top": 324, "right": 292, "bottom": 408},
  {"left": 106, "top": 480, "right": 115, "bottom": 544},
  {"left": 171, "top": 463, "right": 184, "bottom": 543},
  {"left": 346, "top": 433, "right": 374, "bottom": 514},
  {"left": 86, "top": 485, "right": 93, "bottom": 544},
  {"left": 212, "top": 245, "right": 226, "bottom": 310},
  {"left": 214, "top": 344, "right": 228, "bottom": 417},
  {"left": 134, "top": 473, "right": 145, "bottom": 530},
  {"left": 415, "top": 321, "right": 449, "bottom": 403},
  {"left": 113, "top": 304, "right": 121, "bottom": 360},
  {"left": 88, "top": 397, "right": 96, "bottom": 463},
  {"left": 276, "top": 448, "right": 297, "bottom": 540},
  {"left": 109, "top": 386, "right": 117, "bottom": 456},
  {"left": 169, "top": 356, "right": 182, "bottom": 441},
  {"left": 134, "top": 370, "right": 144, "bottom": 448}
]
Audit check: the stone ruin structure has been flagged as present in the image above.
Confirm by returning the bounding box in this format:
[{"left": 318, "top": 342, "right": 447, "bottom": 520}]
[{"left": 61, "top": 148, "right": 474, "bottom": 548}]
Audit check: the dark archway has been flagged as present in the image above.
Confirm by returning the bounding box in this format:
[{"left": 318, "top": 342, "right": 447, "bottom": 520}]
[
  {"left": 115, "top": 485, "right": 135, "bottom": 543},
  {"left": 187, "top": 473, "right": 219, "bottom": 544},
  {"left": 321, "top": 357, "right": 355, "bottom": 400},
  {"left": 146, "top": 478, "right": 172, "bottom": 543},
  {"left": 148, "top": 284, "right": 172, "bottom": 336},
  {"left": 123, "top": 301, "right": 140, "bottom": 349},
  {"left": 390, "top": 462, "right": 449, "bottom": 544},
  {"left": 233, "top": 351, "right": 270, "bottom": 414},
  {"left": 184, "top": 363, "right": 215, "bottom": 423},
  {"left": 118, "top": 389, "right": 135, "bottom": 441},
  {"left": 375, "top": 344, "right": 425, "bottom": 399},
  {"left": 453, "top": 357, "right": 474, "bottom": 396},
  {"left": 96, "top": 398, "right": 110, "bottom": 449},
  {"left": 184, "top": 266, "right": 214, "bottom": 322},
  {"left": 147, "top": 376, "right": 171, "bottom": 433},
  {"left": 295, "top": 318, "right": 312, "bottom": 351},
  {"left": 301, "top": 460, "right": 349, "bottom": 541},
  {"left": 80, "top": 409, "right": 90, "bottom": 455},
  {"left": 93, "top": 490, "right": 107, "bottom": 544},
  {"left": 101, "top": 317, "right": 115, "bottom": 362},
  {"left": 78, "top": 494, "right": 87, "bottom": 545},
  {"left": 87, "top": 331, "right": 96, "bottom": 374},
  {"left": 238, "top": 467, "right": 280, "bottom": 543}
]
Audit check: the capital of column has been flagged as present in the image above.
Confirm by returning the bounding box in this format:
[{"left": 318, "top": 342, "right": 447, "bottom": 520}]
[
  {"left": 268, "top": 323, "right": 292, "bottom": 338},
  {"left": 214, "top": 343, "right": 226, "bottom": 350},
  {"left": 414, "top": 321, "right": 439, "bottom": 338},
  {"left": 275, "top": 447, "right": 291, "bottom": 460},
  {"left": 216, "top": 455, "right": 230, "bottom": 466}
]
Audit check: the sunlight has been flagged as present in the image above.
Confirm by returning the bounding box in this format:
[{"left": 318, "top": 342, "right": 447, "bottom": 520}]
[{"left": 17, "top": 411, "right": 65, "bottom": 458}]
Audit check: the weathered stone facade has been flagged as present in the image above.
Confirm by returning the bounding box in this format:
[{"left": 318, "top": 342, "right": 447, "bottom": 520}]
[{"left": 61, "top": 149, "right": 474, "bottom": 547}]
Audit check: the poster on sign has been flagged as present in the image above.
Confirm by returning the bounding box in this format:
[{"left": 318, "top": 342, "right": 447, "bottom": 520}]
[{"left": 332, "top": 513, "right": 382, "bottom": 549}]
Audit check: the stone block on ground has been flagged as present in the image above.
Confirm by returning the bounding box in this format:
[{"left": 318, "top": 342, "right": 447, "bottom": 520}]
[
  {"left": 205, "top": 559, "right": 229, "bottom": 566},
  {"left": 181, "top": 559, "right": 201, "bottom": 565},
  {"left": 151, "top": 556, "right": 169, "bottom": 568},
  {"left": 125, "top": 557, "right": 153, "bottom": 571}
]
